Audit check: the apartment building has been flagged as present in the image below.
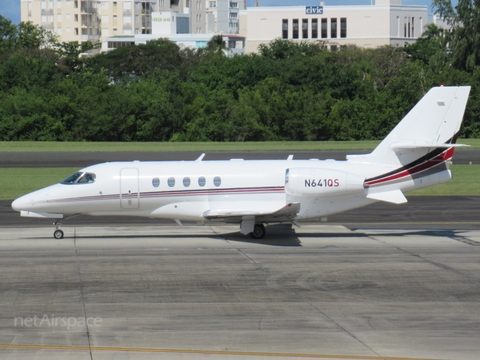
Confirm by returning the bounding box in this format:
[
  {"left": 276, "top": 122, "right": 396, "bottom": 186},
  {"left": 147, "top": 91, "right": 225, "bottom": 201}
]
[
  {"left": 20, "top": 0, "right": 243, "bottom": 51},
  {"left": 240, "top": 0, "right": 428, "bottom": 53}
]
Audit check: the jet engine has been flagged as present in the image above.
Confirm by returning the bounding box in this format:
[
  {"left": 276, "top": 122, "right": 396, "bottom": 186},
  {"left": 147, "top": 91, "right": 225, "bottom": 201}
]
[{"left": 285, "top": 168, "right": 365, "bottom": 197}]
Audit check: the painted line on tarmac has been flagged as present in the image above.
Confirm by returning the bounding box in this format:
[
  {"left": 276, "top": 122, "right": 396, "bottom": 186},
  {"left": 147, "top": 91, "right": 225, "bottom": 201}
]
[{"left": 0, "top": 343, "right": 438, "bottom": 360}]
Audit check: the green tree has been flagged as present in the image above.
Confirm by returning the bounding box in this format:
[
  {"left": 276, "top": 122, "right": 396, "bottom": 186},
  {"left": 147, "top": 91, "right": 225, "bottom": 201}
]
[
  {"left": 432, "top": 0, "right": 480, "bottom": 71},
  {"left": 0, "top": 15, "right": 17, "bottom": 53}
]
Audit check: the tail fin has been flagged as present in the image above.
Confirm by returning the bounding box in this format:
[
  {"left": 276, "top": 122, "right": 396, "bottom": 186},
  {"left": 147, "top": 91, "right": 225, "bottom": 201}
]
[{"left": 348, "top": 86, "right": 471, "bottom": 166}]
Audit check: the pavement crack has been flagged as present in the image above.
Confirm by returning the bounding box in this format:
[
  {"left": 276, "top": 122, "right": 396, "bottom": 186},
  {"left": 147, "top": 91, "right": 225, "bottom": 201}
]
[
  {"left": 225, "top": 240, "right": 268, "bottom": 272},
  {"left": 308, "top": 301, "right": 382, "bottom": 358},
  {"left": 73, "top": 227, "right": 93, "bottom": 360}
]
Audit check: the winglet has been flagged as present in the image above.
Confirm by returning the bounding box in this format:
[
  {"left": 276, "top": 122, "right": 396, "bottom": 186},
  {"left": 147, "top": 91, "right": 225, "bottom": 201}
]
[
  {"left": 196, "top": 153, "right": 206, "bottom": 161},
  {"left": 366, "top": 190, "right": 407, "bottom": 204}
]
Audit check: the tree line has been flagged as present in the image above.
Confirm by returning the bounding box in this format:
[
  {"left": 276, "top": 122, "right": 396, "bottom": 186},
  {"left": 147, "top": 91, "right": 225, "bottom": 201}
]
[{"left": 0, "top": 0, "right": 479, "bottom": 142}]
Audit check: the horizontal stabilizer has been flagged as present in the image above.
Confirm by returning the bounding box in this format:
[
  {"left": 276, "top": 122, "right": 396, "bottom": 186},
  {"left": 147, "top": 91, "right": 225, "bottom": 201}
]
[
  {"left": 366, "top": 190, "right": 407, "bottom": 204},
  {"left": 204, "top": 202, "right": 300, "bottom": 222},
  {"left": 390, "top": 142, "right": 469, "bottom": 150}
]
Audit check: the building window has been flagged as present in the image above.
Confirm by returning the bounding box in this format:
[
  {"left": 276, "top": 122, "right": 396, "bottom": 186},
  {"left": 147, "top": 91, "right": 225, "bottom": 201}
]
[
  {"left": 340, "top": 18, "right": 346, "bottom": 38},
  {"left": 331, "top": 18, "right": 337, "bottom": 38},
  {"left": 230, "top": 1, "right": 237, "bottom": 8},
  {"left": 209, "top": 1, "right": 216, "bottom": 7},
  {"left": 282, "top": 19, "right": 288, "bottom": 39},
  {"left": 230, "top": 12, "right": 237, "bottom": 19},
  {"left": 302, "top": 19, "right": 308, "bottom": 39},
  {"left": 312, "top": 18, "right": 318, "bottom": 39},
  {"left": 292, "top": 19, "right": 298, "bottom": 39},
  {"left": 321, "top": 18, "right": 327, "bottom": 38},
  {"left": 107, "top": 41, "right": 135, "bottom": 49},
  {"left": 411, "top": 17, "right": 415, "bottom": 37}
]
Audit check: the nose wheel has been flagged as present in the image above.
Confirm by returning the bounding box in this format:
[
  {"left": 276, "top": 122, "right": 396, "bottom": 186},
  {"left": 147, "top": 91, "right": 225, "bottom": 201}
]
[{"left": 53, "top": 222, "right": 64, "bottom": 239}]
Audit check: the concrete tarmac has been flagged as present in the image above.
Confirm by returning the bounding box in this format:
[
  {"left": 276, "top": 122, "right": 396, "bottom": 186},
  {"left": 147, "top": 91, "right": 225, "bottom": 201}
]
[
  {"left": 0, "top": 224, "right": 479, "bottom": 360},
  {"left": 2, "top": 149, "right": 480, "bottom": 167}
]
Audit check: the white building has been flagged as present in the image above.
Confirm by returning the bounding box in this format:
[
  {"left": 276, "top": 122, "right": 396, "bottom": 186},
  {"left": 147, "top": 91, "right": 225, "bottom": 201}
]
[
  {"left": 105, "top": 10, "right": 245, "bottom": 53},
  {"left": 240, "top": 0, "right": 428, "bottom": 53},
  {"left": 21, "top": 0, "right": 430, "bottom": 55},
  {"left": 21, "top": 0, "right": 243, "bottom": 50}
]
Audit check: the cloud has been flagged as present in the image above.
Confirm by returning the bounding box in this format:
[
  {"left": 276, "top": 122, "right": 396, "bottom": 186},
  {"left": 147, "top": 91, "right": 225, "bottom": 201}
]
[{"left": 0, "top": 0, "right": 21, "bottom": 24}]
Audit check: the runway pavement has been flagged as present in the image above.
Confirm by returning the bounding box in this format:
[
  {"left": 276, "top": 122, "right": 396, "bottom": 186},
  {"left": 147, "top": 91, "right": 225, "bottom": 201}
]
[
  {"left": 0, "top": 224, "right": 479, "bottom": 360},
  {"left": 1, "top": 148, "right": 480, "bottom": 167}
]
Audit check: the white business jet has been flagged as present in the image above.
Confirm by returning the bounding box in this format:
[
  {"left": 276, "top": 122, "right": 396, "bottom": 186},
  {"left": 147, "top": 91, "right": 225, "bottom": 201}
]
[{"left": 12, "top": 86, "right": 471, "bottom": 239}]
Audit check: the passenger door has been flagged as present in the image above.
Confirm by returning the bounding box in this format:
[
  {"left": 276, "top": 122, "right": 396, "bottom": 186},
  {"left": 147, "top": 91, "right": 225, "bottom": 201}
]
[{"left": 120, "top": 168, "right": 139, "bottom": 209}]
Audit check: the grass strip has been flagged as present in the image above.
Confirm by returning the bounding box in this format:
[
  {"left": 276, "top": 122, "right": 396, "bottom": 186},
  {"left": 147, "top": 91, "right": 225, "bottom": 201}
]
[
  {"left": 0, "top": 168, "right": 77, "bottom": 200},
  {"left": 1, "top": 165, "right": 478, "bottom": 200}
]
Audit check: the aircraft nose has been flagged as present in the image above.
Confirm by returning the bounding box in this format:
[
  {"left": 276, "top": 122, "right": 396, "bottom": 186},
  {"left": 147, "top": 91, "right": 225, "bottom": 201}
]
[{"left": 11, "top": 195, "right": 31, "bottom": 212}]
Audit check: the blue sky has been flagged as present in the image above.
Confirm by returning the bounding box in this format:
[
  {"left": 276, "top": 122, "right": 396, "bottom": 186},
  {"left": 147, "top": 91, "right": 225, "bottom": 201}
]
[{"left": 0, "top": 0, "right": 457, "bottom": 25}]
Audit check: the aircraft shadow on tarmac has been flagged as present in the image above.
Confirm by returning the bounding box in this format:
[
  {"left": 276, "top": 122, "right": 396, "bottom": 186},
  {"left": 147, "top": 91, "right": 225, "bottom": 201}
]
[{"left": 19, "top": 227, "right": 472, "bottom": 247}]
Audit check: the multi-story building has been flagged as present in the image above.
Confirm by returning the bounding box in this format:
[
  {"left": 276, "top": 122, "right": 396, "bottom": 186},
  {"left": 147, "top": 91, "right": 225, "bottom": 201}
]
[
  {"left": 240, "top": 0, "right": 428, "bottom": 53},
  {"left": 20, "top": 0, "right": 243, "bottom": 51}
]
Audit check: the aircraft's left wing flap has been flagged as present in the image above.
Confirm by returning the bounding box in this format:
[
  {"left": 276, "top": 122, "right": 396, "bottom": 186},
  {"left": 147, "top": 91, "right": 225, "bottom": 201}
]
[{"left": 203, "top": 202, "right": 300, "bottom": 222}]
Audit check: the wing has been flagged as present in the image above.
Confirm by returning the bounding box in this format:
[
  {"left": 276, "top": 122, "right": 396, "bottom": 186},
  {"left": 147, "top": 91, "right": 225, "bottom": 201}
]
[{"left": 203, "top": 202, "right": 300, "bottom": 223}]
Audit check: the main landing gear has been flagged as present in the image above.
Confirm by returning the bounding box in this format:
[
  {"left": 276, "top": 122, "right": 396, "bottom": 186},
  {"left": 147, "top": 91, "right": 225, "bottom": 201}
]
[
  {"left": 250, "top": 224, "right": 266, "bottom": 239},
  {"left": 53, "top": 222, "right": 64, "bottom": 239}
]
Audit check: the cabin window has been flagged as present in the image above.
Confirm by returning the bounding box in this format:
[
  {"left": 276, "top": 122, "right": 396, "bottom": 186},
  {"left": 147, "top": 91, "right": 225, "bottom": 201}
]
[
  {"left": 167, "top": 177, "right": 175, "bottom": 187},
  {"left": 198, "top": 176, "right": 206, "bottom": 187},
  {"left": 213, "top": 176, "right": 221, "bottom": 187},
  {"left": 152, "top": 177, "right": 160, "bottom": 187},
  {"left": 61, "top": 172, "right": 96, "bottom": 184},
  {"left": 183, "top": 177, "right": 191, "bottom": 187}
]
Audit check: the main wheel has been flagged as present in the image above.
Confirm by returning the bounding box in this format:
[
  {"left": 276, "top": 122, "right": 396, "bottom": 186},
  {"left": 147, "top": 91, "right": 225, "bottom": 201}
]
[
  {"left": 53, "top": 229, "right": 64, "bottom": 239},
  {"left": 250, "top": 224, "right": 266, "bottom": 239}
]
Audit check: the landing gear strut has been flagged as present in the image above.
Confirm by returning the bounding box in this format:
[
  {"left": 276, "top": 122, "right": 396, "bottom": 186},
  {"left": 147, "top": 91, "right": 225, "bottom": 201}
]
[
  {"left": 250, "top": 224, "right": 266, "bottom": 239},
  {"left": 53, "top": 222, "right": 64, "bottom": 239}
]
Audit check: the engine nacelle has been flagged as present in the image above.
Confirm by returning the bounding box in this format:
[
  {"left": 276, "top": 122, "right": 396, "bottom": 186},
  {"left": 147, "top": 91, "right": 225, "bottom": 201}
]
[{"left": 285, "top": 168, "right": 365, "bottom": 197}]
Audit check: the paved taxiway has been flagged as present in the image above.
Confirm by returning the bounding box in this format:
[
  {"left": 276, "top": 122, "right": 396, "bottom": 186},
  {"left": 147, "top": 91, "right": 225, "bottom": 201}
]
[
  {"left": 1, "top": 224, "right": 479, "bottom": 360},
  {"left": 2, "top": 149, "right": 480, "bottom": 167}
]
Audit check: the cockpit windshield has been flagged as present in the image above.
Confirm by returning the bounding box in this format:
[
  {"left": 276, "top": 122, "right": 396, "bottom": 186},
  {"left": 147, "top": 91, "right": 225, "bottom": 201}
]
[{"left": 61, "top": 172, "right": 96, "bottom": 184}]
